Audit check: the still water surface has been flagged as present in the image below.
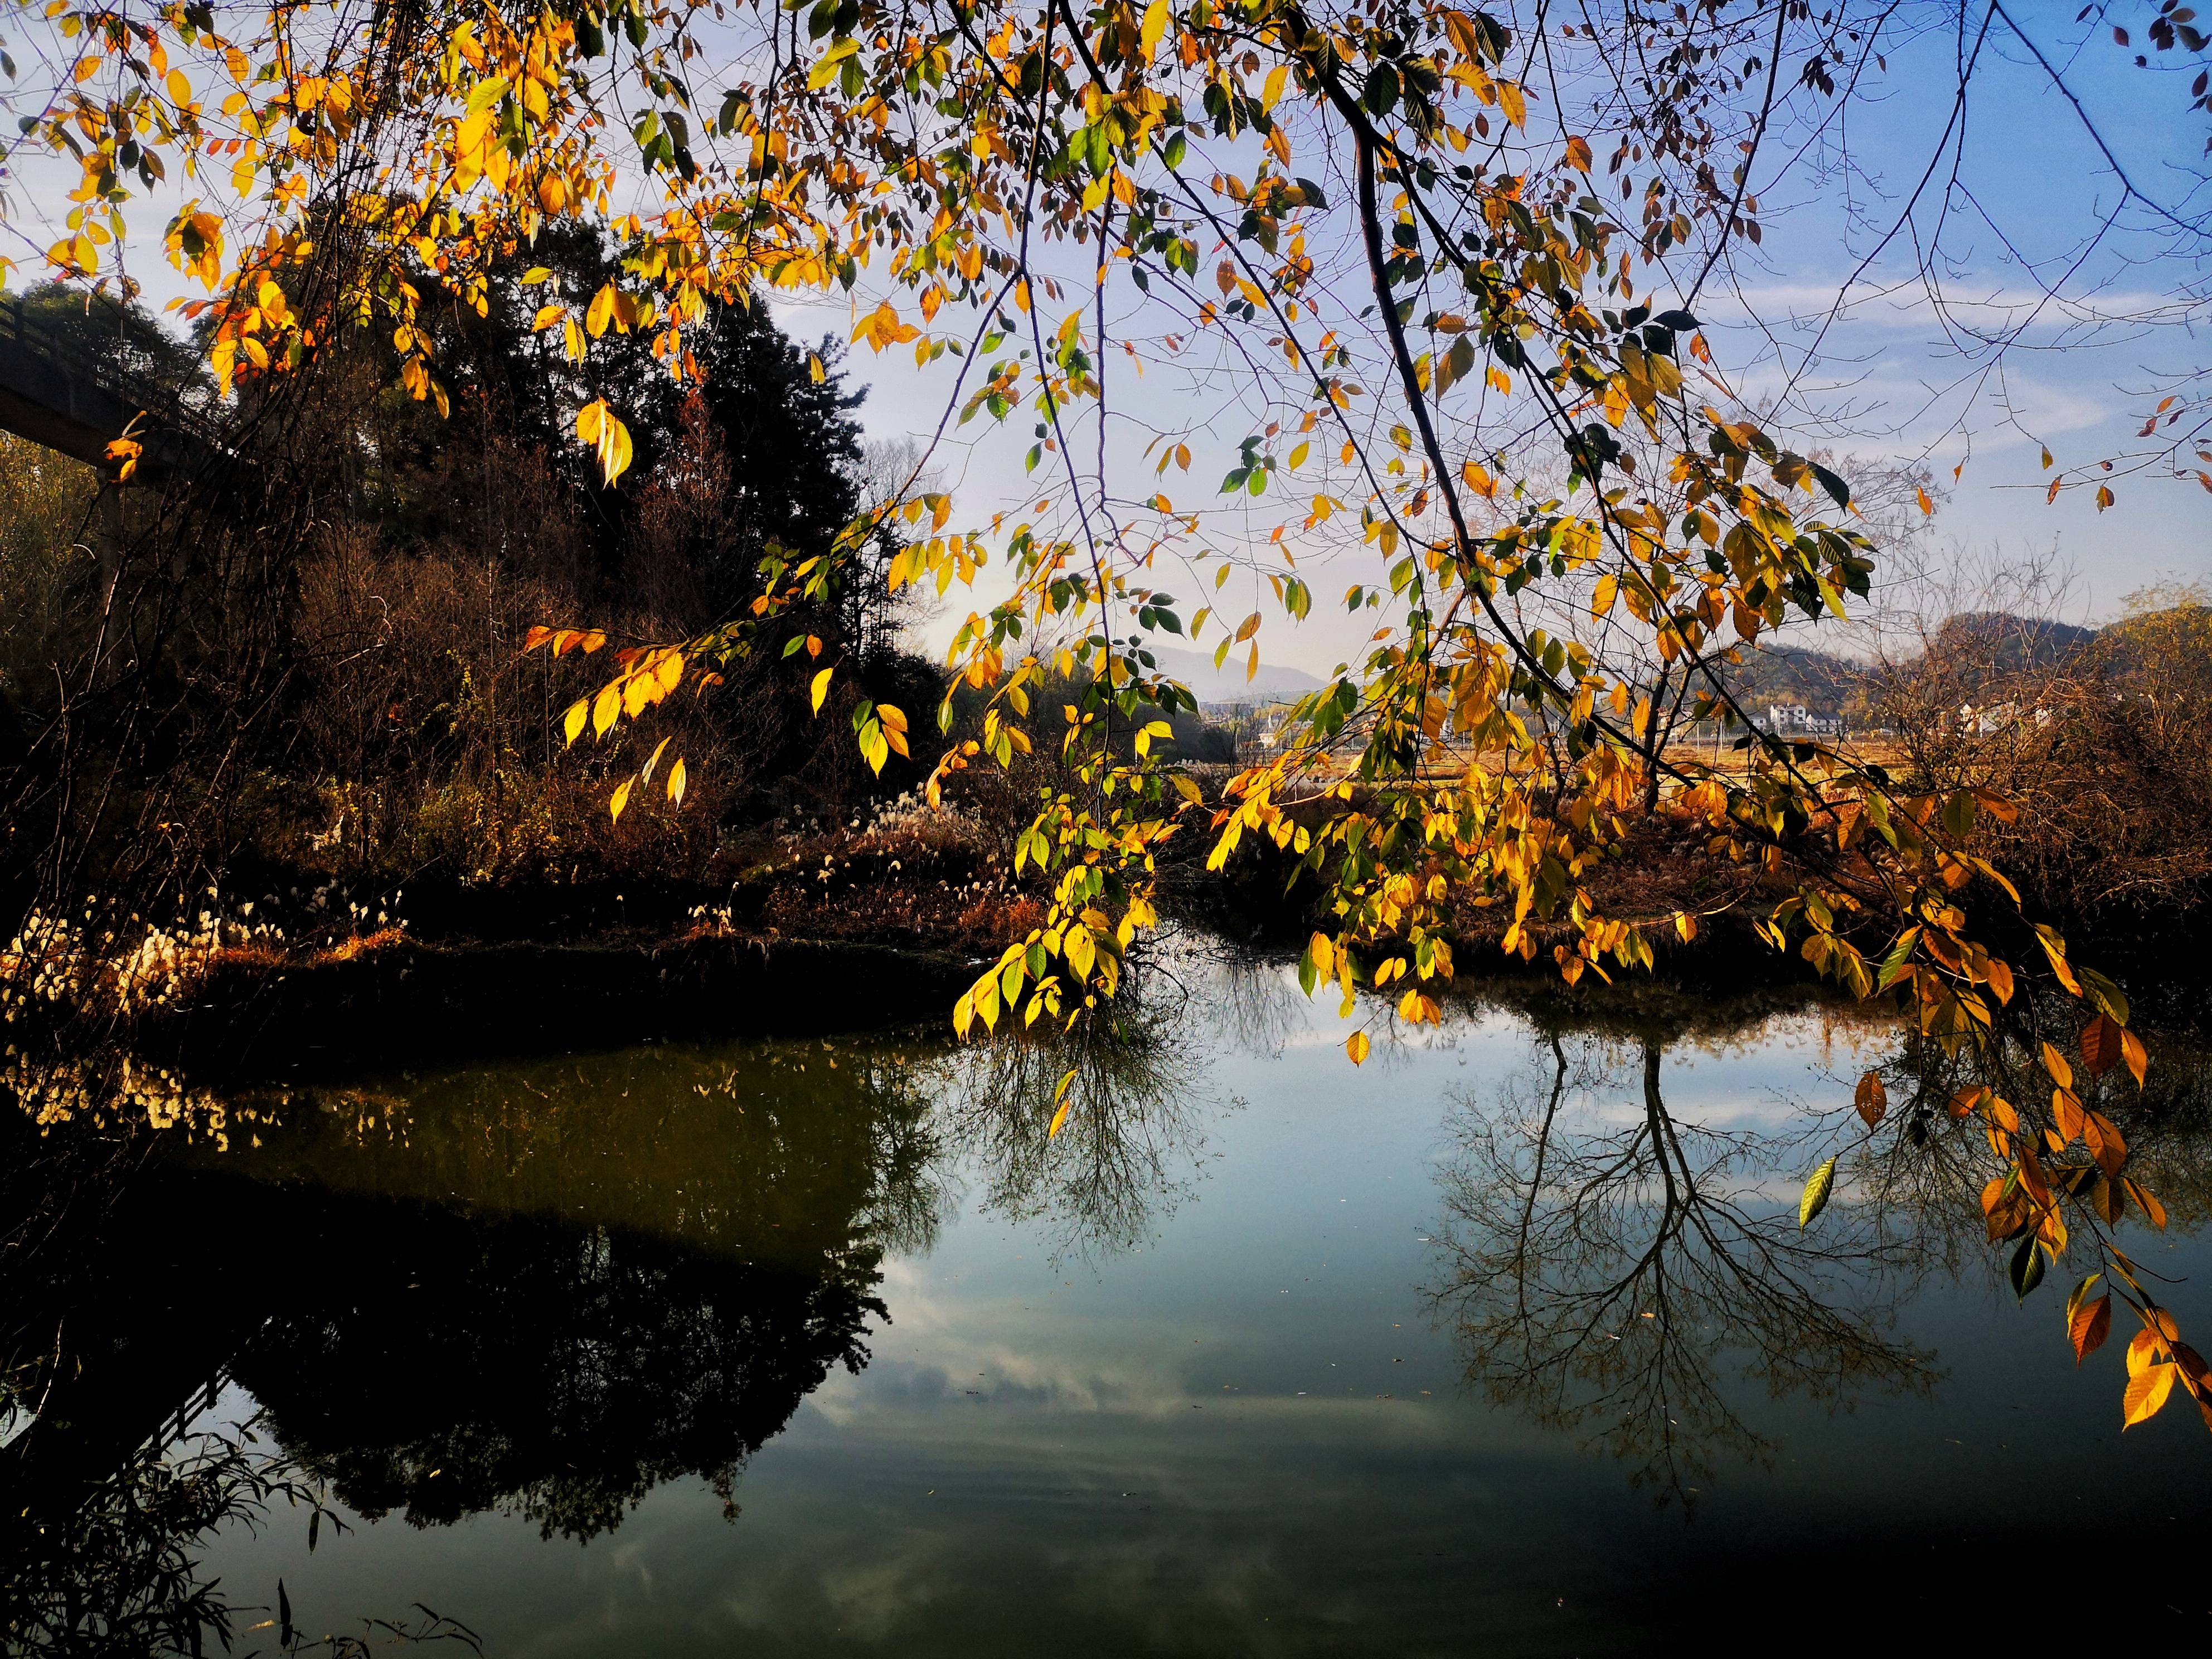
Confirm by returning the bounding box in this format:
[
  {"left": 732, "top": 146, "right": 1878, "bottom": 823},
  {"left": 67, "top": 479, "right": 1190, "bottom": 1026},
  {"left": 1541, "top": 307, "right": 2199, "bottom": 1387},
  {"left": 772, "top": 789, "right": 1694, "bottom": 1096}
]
[{"left": 86, "top": 948, "right": 2212, "bottom": 1649}]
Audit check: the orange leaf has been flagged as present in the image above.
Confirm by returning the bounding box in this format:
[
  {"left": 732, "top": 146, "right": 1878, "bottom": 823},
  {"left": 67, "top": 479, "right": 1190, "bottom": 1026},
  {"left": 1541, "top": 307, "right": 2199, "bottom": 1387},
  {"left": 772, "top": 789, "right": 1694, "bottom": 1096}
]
[
  {"left": 2127, "top": 1325, "right": 2164, "bottom": 1377},
  {"left": 2124, "top": 1177, "right": 2167, "bottom": 1230},
  {"left": 1854, "top": 1070, "right": 1887, "bottom": 1127},
  {"left": 2053, "top": 1086, "right": 2085, "bottom": 1146},
  {"left": 2083, "top": 1110, "right": 2127, "bottom": 1177},
  {"left": 2070, "top": 1293, "right": 2111, "bottom": 1364},
  {"left": 2040, "top": 1040, "right": 2073, "bottom": 1091},
  {"left": 2080, "top": 1013, "right": 2122, "bottom": 1076}
]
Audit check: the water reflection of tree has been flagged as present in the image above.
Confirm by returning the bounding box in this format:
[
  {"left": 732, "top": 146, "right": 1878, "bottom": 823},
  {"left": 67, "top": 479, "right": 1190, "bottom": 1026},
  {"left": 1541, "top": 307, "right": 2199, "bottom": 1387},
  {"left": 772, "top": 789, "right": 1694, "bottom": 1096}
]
[
  {"left": 930, "top": 965, "right": 1216, "bottom": 1261},
  {"left": 1206, "top": 943, "right": 1309, "bottom": 1059},
  {"left": 1856, "top": 998, "right": 2212, "bottom": 1248},
  {"left": 213, "top": 1039, "right": 948, "bottom": 1263},
  {"left": 1427, "top": 1027, "right": 1938, "bottom": 1505},
  {"left": 234, "top": 1198, "right": 885, "bottom": 1541},
  {"left": 217, "top": 1045, "right": 956, "bottom": 1541},
  {"left": 2, "top": 1032, "right": 955, "bottom": 1592}
]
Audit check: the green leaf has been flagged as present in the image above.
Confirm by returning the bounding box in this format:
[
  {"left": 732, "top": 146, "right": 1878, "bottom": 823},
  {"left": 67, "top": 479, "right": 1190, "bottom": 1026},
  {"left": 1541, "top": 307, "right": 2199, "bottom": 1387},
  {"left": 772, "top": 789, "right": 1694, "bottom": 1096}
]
[
  {"left": 1798, "top": 1156, "right": 1837, "bottom": 1229},
  {"left": 2009, "top": 1234, "right": 2046, "bottom": 1301},
  {"left": 1808, "top": 461, "right": 1852, "bottom": 511},
  {"left": 2079, "top": 968, "right": 2130, "bottom": 1027},
  {"left": 464, "top": 75, "right": 511, "bottom": 115},
  {"left": 807, "top": 36, "right": 860, "bottom": 90}
]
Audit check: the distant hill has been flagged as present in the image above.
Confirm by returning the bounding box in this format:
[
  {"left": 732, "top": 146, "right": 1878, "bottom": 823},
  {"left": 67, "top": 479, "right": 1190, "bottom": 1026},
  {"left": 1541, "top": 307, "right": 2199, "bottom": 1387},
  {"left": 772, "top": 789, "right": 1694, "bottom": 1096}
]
[
  {"left": 1928, "top": 613, "right": 2097, "bottom": 675},
  {"left": 1717, "top": 642, "right": 1867, "bottom": 716},
  {"left": 1146, "top": 643, "right": 1327, "bottom": 707},
  {"left": 1144, "top": 611, "right": 2109, "bottom": 724},
  {"left": 1716, "top": 613, "right": 2102, "bottom": 720}
]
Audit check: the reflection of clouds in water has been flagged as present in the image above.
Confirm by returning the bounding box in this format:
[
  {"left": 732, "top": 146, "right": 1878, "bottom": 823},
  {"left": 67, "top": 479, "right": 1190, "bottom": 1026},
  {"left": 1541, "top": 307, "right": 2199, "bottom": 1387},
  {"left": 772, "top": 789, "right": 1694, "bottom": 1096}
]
[
  {"left": 707, "top": 1505, "right": 1327, "bottom": 1652},
  {"left": 1568, "top": 1012, "right": 1900, "bottom": 1136},
  {"left": 703, "top": 1375, "right": 1497, "bottom": 1655}
]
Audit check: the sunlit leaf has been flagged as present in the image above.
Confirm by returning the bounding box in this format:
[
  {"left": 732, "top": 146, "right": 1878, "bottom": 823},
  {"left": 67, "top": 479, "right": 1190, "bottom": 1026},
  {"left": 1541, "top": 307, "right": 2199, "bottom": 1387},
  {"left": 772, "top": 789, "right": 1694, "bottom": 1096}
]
[
  {"left": 2123, "top": 1363, "right": 2176, "bottom": 1429},
  {"left": 2010, "top": 1234, "right": 2046, "bottom": 1301},
  {"left": 1798, "top": 1156, "right": 1837, "bottom": 1229},
  {"left": 2121, "top": 1029, "right": 2148, "bottom": 1089},
  {"left": 2069, "top": 1292, "right": 2112, "bottom": 1364}
]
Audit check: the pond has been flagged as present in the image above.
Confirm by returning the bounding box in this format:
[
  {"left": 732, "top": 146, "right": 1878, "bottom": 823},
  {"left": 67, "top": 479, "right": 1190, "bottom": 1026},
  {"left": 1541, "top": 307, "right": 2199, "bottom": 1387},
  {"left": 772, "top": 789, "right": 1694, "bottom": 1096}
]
[{"left": 6, "top": 939, "right": 2210, "bottom": 1652}]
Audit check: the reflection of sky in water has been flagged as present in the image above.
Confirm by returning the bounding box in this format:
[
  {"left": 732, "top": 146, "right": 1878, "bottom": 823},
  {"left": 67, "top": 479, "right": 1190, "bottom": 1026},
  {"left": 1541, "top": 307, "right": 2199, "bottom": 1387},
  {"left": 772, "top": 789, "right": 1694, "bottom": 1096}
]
[{"left": 195, "top": 956, "right": 2212, "bottom": 1653}]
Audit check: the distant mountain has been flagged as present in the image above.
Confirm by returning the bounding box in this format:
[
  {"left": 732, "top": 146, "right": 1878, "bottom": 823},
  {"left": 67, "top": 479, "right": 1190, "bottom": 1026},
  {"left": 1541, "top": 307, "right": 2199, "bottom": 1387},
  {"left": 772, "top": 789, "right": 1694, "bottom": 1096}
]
[
  {"left": 1145, "top": 643, "right": 1327, "bottom": 707},
  {"left": 1928, "top": 613, "right": 2097, "bottom": 675},
  {"left": 1717, "top": 642, "right": 1867, "bottom": 716},
  {"left": 1148, "top": 612, "right": 2106, "bottom": 722},
  {"left": 1711, "top": 613, "right": 2100, "bottom": 721}
]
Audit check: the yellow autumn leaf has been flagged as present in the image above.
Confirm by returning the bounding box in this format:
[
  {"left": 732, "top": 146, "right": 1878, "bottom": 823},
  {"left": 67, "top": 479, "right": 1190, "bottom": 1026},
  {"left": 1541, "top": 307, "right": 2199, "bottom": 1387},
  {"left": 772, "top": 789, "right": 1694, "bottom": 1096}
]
[
  {"left": 608, "top": 775, "right": 633, "bottom": 823},
  {"left": 1139, "top": 0, "right": 1170, "bottom": 59},
  {"left": 667, "top": 757, "right": 686, "bottom": 804},
  {"left": 1798, "top": 1155, "right": 1837, "bottom": 1228},
  {"left": 585, "top": 283, "right": 615, "bottom": 337},
  {"left": 576, "top": 399, "right": 632, "bottom": 484},
  {"left": 1346, "top": 1030, "right": 1370, "bottom": 1065},
  {"left": 1048, "top": 1065, "right": 1079, "bottom": 1137},
  {"left": 810, "top": 666, "right": 833, "bottom": 712},
  {"left": 2122, "top": 1362, "right": 2175, "bottom": 1429}
]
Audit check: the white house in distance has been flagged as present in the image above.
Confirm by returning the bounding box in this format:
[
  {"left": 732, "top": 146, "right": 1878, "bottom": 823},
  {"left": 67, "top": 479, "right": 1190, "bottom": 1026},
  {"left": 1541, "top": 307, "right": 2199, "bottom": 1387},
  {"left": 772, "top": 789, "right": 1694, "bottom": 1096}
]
[{"left": 1762, "top": 703, "right": 1842, "bottom": 736}]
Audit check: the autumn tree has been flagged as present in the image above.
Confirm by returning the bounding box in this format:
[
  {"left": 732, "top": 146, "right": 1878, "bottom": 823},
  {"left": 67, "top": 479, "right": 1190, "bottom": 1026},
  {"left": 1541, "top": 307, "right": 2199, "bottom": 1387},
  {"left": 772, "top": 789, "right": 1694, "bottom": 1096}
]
[{"left": 6, "top": 0, "right": 2208, "bottom": 1428}]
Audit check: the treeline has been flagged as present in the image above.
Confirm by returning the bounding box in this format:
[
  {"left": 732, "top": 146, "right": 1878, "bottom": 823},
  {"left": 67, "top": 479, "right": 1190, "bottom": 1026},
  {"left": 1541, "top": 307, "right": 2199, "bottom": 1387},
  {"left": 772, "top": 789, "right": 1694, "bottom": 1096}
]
[
  {"left": 1, "top": 238, "right": 959, "bottom": 920},
  {"left": 0, "top": 248, "right": 1246, "bottom": 957},
  {"left": 1715, "top": 596, "right": 2212, "bottom": 923}
]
